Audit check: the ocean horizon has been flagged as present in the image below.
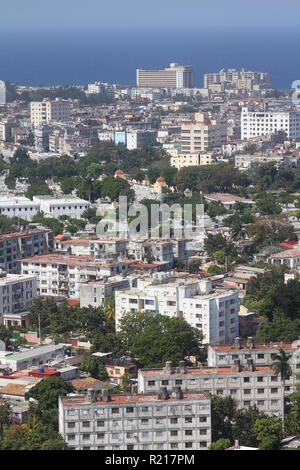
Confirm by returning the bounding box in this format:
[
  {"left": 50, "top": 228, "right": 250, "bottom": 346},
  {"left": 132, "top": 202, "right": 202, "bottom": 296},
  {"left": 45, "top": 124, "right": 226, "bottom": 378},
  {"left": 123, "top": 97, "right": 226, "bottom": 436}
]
[{"left": 0, "top": 26, "right": 299, "bottom": 90}]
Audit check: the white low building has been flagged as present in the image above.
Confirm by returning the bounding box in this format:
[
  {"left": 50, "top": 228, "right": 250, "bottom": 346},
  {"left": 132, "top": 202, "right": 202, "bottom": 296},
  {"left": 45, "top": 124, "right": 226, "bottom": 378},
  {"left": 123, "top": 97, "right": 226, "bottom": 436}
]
[
  {"left": 0, "top": 196, "right": 40, "bottom": 221},
  {"left": 32, "top": 195, "right": 90, "bottom": 219}
]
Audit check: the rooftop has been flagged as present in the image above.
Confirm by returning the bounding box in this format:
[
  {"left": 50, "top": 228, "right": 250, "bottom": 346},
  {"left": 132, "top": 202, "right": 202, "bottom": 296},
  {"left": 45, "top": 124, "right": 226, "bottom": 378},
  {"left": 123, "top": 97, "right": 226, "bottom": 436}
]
[
  {"left": 60, "top": 391, "right": 209, "bottom": 406},
  {"left": 140, "top": 365, "right": 274, "bottom": 377}
]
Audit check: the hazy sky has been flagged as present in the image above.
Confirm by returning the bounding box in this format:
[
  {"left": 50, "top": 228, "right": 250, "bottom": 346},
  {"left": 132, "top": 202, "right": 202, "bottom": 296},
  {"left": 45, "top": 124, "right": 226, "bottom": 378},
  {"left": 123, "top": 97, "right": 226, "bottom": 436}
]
[{"left": 1, "top": 0, "right": 300, "bottom": 30}]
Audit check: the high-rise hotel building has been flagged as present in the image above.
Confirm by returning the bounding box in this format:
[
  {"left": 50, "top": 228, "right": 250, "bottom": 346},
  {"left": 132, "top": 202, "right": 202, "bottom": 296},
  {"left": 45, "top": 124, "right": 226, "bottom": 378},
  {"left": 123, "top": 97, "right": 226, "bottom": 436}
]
[{"left": 136, "top": 63, "right": 194, "bottom": 89}]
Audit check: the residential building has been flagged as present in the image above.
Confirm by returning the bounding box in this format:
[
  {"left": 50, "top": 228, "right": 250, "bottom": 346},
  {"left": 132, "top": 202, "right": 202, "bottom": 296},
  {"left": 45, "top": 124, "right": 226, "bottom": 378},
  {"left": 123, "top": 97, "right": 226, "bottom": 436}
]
[
  {"left": 58, "top": 387, "right": 211, "bottom": 450},
  {"left": 79, "top": 275, "right": 137, "bottom": 308},
  {"left": 0, "top": 271, "right": 37, "bottom": 323},
  {"left": 54, "top": 238, "right": 127, "bottom": 259},
  {"left": 20, "top": 254, "right": 129, "bottom": 299},
  {"left": 126, "top": 130, "right": 157, "bottom": 150},
  {"left": 0, "top": 229, "right": 54, "bottom": 274},
  {"left": 203, "top": 68, "right": 269, "bottom": 90},
  {"left": 137, "top": 63, "right": 194, "bottom": 89},
  {"left": 207, "top": 337, "right": 300, "bottom": 375},
  {"left": 269, "top": 248, "right": 300, "bottom": 269},
  {"left": 138, "top": 360, "right": 294, "bottom": 416},
  {"left": 241, "top": 107, "right": 300, "bottom": 140},
  {"left": 115, "top": 276, "right": 239, "bottom": 344},
  {"left": 170, "top": 152, "right": 214, "bottom": 169},
  {"left": 181, "top": 112, "right": 227, "bottom": 152},
  {"left": 30, "top": 99, "right": 71, "bottom": 127}
]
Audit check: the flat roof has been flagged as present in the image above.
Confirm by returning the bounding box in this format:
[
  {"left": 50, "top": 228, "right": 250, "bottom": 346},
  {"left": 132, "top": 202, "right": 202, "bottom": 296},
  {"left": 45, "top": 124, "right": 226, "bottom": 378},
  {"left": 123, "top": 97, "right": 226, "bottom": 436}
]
[
  {"left": 60, "top": 391, "right": 209, "bottom": 406},
  {"left": 140, "top": 365, "right": 274, "bottom": 377},
  {"left": 3, "top": 344, "right": 70, "bottom": 362},
  {"left": 210, "top": 342, "right": 294, "bottom": 352}
]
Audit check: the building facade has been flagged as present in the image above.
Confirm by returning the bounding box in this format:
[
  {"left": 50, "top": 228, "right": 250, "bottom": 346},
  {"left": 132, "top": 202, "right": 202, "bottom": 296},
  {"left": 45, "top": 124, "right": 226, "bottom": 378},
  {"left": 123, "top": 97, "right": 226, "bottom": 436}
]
[{"left": 59, "top": 387, "right": 211, "bottom": 450}]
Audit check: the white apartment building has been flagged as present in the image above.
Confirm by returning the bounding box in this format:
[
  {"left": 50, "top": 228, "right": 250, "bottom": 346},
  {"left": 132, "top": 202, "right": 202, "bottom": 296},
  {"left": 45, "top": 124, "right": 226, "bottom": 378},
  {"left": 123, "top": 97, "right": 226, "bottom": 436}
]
[
  {"left": 0, "top": 197, "right": 40, "bottom": 221},
  {"left": 55, "top": 238, "right": 127, "bottom": 259},
  {"left": 207, "top": 337, "right": 300, "bottom": 376},
  {"left": 20, "top": 254, "right": 129, "bottom": 299},
  {"left": 30, "top": 99, "right": 71, "bottom": 127},
  {"left": 59, "top": 387, "right": 211, "bottom": 451},
  {"left": 170, "top": 152, "right": 214, "bottom": 169},
  {"left": 79, "top": 275, "right": 137, "bottom": 308},
  {"left": 32, "top": 195, "right": 90, "bottom": 219},
  {"left": 0, "top": 271, "right": 37, "bottom": 317},
  {"left": 126, "top": 130, "right": 157, "bottom": 150},
  {"left": 181, "top": 112, "right": 227, "bottom": 152},
  {"left": 138, "top": 360, "right": 294, "bottom": 417},
  {"left": 203, "top": 68, "right": 269, "bottom": 89},
  {"left": 241, "top": 107, "right": 300, "bottom": 140},
  {"left": 87, "top": 82, "right": 115, "bottom": 97},
  {"left": 115, "top": 276, "right": 239, "bottom": 344}
]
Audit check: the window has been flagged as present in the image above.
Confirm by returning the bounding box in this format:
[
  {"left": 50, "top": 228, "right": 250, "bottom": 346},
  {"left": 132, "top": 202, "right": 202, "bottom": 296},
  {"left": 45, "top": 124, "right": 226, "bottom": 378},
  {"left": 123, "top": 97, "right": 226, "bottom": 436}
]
[
  {"left": 68, "top": 434, "right": 75, "bottom": 441},
  {"left": 67, "top": 422, "right": 75, "bottom": 428},
  {"left": 162, "top": 380, "right": 169, "bottom": 386},
  {"left": 257, "top": 377, "right": 264, "bottom": 382},
  {"left": 126, "top": 407, "right": 134, "bottom": 413},
  {"left": 244, "top": 377, "right": 250, "bottom": 383},
  {"left": 141, "top": 407, "right": 149, "bottom": 413},
  {"left": 82, "top": 421, "right": 90, "bottom": 428},
  {"left": 185, "top": 442, "right": 193, "bottom": 448},
  {"left": 141, "top": 418, "right": 149, "bottom": 425},
  {"left": 112, "top": 408, "right": 119, "bottom": 414},
  {"left": 97, "top": 433, "right": 105, "bottom": 439},
  {"left": 200, "top": 442, "right": 207, "bottom": 448},
  {"left": 271, "top": 388, "right": 278, "bottom": 394},
  {"left": 148, "top": 381, "right": 155, "bottom": 387},
  {"left": 244, "top": 389, "right": 251, "bottom": 395},
  {"left": 200, "top": 429, "right": 207, "bottom": 435},
  {"left": 171, "top": 430, "right": 178, "bottom": 436},
  {"left": 175, "top": 379, "right": 182, "bottom": 385},
  {"left": 185, "top": 417, "right": 192, "bottom": 423},
  {"left": 82, "top": 434, "right": 90, "bottom": 440},
  {"left": 199, "top": 416, "right": 207, "bottom": 423},
  {"left": 185, "top": 430, "right": 193, "bottom": 436}
]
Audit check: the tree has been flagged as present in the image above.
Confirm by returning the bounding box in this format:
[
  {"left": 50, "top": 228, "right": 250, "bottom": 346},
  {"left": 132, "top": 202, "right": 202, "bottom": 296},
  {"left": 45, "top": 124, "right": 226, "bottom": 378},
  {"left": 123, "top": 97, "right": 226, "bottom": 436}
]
[
  {"left": 117, "top": 312, "right": 205, "bottom": 367},
  {"left": 0, "top": 400, "right": 11, "bottom": 442},
  {"left": 254, "top": 417, "right": 282, "bottom": 450},
  {"left": 25, "top": 376, "right": 74, "bottom": 411},
  {"left": 188, "top": 259, "right": 202, "bottom": 274},
  {"left": 271, "top": 348, "right": 292, "bottom": 435},
  {"left": 0, "top": 415, "right": 68, "bottom": 450},
  {"left": 246, "top": 214, "right": 295, "bottom": 245},
  {"left": 0, "top": 325, "right": 11, "bottom": 349},
  {"left": 209, "top": 438, "right": 231, "bottom": 450},
  {"left": 231, "top": 405, "right": 267, "bottom": 447},
  {"left": 79, "top": 352, "right": 109, "bottom": 381},
  {"left": 210, "top": 395, "right": 237, "bottom": 442}
]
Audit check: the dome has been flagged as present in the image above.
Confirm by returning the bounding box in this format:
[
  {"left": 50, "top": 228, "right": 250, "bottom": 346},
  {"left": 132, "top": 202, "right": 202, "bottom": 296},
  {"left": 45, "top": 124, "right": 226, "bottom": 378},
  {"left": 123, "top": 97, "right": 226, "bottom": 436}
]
[
  {"left": 156, "top": 177, "right": 165, "bottom": 183},
  {"left": 115, "top": 169, "right": 124, "bottom": 175}
]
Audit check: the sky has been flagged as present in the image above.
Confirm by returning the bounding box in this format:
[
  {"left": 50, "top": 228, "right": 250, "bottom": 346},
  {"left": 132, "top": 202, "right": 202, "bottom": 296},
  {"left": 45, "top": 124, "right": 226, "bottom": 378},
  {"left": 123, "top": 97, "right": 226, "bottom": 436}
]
[{"left": 1, "top": 0, "right": 300, "bottom": 30}]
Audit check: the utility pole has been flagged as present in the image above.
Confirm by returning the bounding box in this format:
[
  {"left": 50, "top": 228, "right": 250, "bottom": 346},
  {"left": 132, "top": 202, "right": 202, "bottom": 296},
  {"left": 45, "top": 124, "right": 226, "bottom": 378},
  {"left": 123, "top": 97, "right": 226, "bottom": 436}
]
[{"left": 38, "top": 312, "right": 42, "bottom": 345}]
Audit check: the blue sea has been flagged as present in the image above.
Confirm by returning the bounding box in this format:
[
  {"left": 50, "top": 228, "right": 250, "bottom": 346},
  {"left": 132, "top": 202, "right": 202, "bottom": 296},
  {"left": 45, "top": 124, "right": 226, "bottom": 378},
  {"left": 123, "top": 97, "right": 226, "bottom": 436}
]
[{"left": 0, "top": 27, "right": 299, "bottom": 89}]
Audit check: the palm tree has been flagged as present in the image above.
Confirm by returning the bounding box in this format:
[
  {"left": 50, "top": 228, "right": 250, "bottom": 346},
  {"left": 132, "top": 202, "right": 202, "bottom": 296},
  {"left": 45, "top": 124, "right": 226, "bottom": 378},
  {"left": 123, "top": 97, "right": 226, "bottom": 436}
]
[
  {"left": 104, "top": 295, "right": 115, "bottom": 322},
  {"left": 271, "top": 348, "right": 292, "bottom": 435}
]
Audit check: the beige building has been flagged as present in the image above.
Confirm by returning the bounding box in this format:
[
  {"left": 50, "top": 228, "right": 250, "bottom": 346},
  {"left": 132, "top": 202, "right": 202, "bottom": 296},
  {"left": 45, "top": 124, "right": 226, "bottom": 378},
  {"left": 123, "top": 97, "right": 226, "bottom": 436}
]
[
  {"left": 137, "top": 63, "right": 194, "bottom": 89},
  {"left": 30, "top": 99, "right": 71, "bottom": 127},
  {"left": 181, "top": 112, "right": 227, "bottom": 152},
  {"left": 171, "top": 152, "right": 214, "bottom": 169}
]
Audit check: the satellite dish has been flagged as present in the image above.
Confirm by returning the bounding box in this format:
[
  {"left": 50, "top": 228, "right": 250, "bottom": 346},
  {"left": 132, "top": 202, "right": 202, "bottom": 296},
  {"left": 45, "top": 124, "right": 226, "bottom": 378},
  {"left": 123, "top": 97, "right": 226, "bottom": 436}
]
[{"left": 0, "top": 340, "right": 6, "bottom": 351}]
